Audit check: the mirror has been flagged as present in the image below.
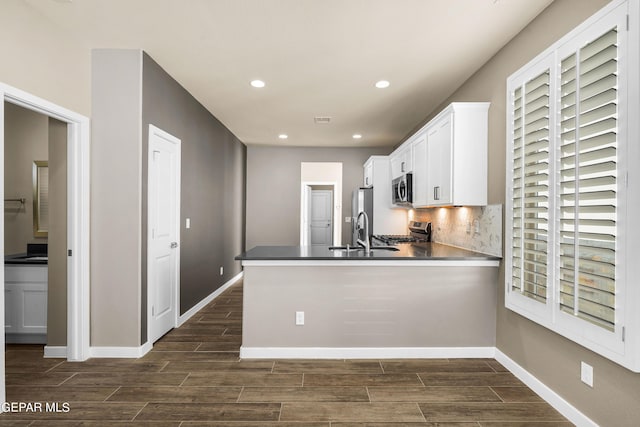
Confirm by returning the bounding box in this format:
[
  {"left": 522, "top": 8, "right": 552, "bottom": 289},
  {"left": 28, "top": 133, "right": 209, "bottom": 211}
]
[{"left": 33, "top": 160, "right": 49, "bottom": 237}]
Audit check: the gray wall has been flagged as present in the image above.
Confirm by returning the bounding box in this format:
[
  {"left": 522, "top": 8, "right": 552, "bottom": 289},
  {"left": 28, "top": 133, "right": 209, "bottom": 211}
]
[
  {"left": 91, "top": 50, "right": 247, "bottom": 347},
  {"left": 243, "top": 265, "right": 497, "bottom": 348},
  {"left": 3, "top": 102, "right": 48, "bottom": 254},
  {"left": 47, "top": 117, "right": 67, "bottom": 347},
  {"left": 91, "top": 49, "right": 143, "bottom": 347},
  {"left": 425, "top": 0, "right": 640, "bottom": 425},
  {"left": 141, "top": 53, "right": 246, "bottom": 324},
  {"left": 246, "top": 146, "right": 389, "bottom": 248}
]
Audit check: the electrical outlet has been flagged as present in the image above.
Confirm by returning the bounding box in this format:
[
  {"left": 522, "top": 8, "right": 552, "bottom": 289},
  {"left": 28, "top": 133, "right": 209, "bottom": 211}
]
[
  {"left": 345, "top": 216, "right": 351, "bottom": 223},
  {"left": 466, "top": 221, "right": 471, "bottom": 233},
  {"left": 219, "top": 266, "right": 224, "bottom": 276},
  {"left": 474, "top": 219, "right": 480, "bottom": 234},
  {"left": 186, "top": 218, "right": 191, "bottom": 229},
  {"left": 581, "top": 361, "right": 593, "bottom": 387},
  {"left": 295, "top": 311, "right": 305, "bottom": 325}
]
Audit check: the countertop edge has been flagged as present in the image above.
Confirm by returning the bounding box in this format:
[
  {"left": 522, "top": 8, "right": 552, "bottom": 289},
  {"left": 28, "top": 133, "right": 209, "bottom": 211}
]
[{"left": 241, "top": 259, "right": 500, "bottom": 267}]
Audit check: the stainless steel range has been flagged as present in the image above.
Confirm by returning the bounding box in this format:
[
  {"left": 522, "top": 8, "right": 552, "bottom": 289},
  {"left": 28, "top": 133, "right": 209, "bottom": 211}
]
[{"left": 373, "top": 221, "right": 432, "bottom": 245}]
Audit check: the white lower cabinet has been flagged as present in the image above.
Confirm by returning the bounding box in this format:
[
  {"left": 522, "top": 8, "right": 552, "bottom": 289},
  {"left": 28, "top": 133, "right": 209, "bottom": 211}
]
[{"left": 5, "top": 265, "right": 48, "bottom": 343}]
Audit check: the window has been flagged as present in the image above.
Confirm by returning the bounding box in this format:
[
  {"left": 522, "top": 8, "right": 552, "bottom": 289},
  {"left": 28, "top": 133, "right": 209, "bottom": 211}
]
[
  {"left": 511, "top": 68, "right": 551, "bottom": 305},
  {"left": 558, "top": 28, "right": 618, "bottom": 332},
  {"left": 506, "top": 0, "right": 639, "bottom": 371}
]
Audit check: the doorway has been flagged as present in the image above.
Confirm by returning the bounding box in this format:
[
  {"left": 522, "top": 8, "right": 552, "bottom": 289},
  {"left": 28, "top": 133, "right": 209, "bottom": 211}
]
[
  {"left": 309, "top": 188, "right": 333, "bottom": 245},
  {"left": 147, "top": 125, "right": 181, "bottom": 344},
  {"left": 1, "top": 82, "right": 91, "bottom": 406},
  {"left": 3, "top": 104, "right": 66, "bottom": 350},
  {"left": 299, "top": 162, "right": 343, "bottom": 246}
]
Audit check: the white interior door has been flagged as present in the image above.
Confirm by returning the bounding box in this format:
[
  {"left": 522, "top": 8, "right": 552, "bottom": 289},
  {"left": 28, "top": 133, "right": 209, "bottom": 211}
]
[
  {"left": 148, "top": 125, "right": 181, "bottom": 344},
  {"left": 310, "top": 190, "right": 333, "bottom": 245}
]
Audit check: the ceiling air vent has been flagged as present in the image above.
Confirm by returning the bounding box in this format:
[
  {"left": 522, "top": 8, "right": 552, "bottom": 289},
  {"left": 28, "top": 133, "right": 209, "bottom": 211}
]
[{"left": 314, "top": 116, "right": 331, "bottom": 124}]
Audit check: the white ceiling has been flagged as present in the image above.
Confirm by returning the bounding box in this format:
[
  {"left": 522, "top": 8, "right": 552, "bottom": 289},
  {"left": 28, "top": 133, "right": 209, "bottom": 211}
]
[{"left": 26, "top": 0, "right": 553, "bottom": 147}]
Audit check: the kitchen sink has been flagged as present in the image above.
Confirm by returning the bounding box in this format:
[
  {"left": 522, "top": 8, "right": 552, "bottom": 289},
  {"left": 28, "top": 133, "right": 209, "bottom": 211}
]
[
  {"left": 328, "top": 245, "right": 399, "bottom": 252},
  {"left": 329, "top": 246, "right": 362, "bottom": 252}
]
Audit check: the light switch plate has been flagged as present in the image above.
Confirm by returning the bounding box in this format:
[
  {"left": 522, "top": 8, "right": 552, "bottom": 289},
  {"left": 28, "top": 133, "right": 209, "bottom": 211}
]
[
  {"left": 345, "top": 216, "right": 351, "bottom": 223},
  {"left": 186, "top": 218, "right": 191, "bottom": 229},
  {"left": 295, "top": 311, "right": 305, "bottom": 325}
]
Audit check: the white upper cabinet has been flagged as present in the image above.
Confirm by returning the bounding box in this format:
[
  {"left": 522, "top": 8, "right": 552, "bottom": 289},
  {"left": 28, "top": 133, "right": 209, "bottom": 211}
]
[
  {"left": 410, "top": 132, "right": 428, "bottom": 207},
  {"left": 363, "top": 160, "right": 373, "bottom": 187},
  {"left": 389, "top": 143, "right": 413, "bottom": 179},
  {"left": 412, "top": 102, "right": 489, "bottom": 207},
  {"left": 363, "top": 156, "right": 407, "bottom": 234},
  {"left": 426, "top": 113, "right": 454, "bottom": 205}
]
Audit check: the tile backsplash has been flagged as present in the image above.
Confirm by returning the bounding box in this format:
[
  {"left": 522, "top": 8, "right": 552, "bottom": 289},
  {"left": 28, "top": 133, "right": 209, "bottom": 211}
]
[{"left": 412, "top": 204, "right": 503, "bottom": 257}]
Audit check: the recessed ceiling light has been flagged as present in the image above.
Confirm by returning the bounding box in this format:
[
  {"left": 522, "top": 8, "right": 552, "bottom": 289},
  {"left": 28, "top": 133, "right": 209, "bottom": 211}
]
[
  {"left": 278, "top": 134, "right": 288, "bottom": 139},
  {"left": 352, "top": 134, "right": 363, "bottom": 140},
  {"left": 250, "top": 80, "right": 265, "bottom": 88},
  {"left": 375, "top": 80, "right": 390, "bottom": 89}
]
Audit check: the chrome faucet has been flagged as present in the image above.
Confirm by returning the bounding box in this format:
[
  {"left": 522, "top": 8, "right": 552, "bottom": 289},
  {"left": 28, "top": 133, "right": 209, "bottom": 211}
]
[{"left": 356, "top": 211, "right": 371, "bottom": 255}]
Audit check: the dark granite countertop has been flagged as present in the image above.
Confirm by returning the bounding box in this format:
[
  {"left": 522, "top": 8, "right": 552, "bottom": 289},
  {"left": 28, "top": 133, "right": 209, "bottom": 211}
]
[
  {"left": 5, "top": 253, "right": 48, "bottom": 265},
  {"left": 236, "top": 242, "right": 501, "bottom": 262}
]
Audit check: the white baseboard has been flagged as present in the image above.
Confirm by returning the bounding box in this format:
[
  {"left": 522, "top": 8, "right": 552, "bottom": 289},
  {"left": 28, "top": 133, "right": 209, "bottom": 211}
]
[
  {"left": 90, "top": 341, "right": 152, "bottom": 358},
  {"left": 177, "top": 271, "right": 243, "bottom": 327},
  {"left": 495, "top": 349, "right": 598, "bottom": 427},
  {"left": 88, "top": 272, "right": 243, "bottom": 359},
  {"left": 240, "top": 346, "right": 496, "bottom": 359},
  {"left": 43, "top": 346, "right": 67, "bottom": 358}
]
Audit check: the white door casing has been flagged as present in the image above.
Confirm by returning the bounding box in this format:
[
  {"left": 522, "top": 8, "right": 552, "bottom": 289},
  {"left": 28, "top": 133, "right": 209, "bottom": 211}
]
[
  {"left": 0, "top": 82, "right": 91, "bottom": 408},
  {"left": 147, "top": 125, "right": 181, "bottom": 344},
  {"left": 300, "top": 163, "right": 343, "bottom": 246},
  {"left": 300, "top": 185, "right": 312, "bottom": 246},
  {"left": 310, "top": 190, "right": 333, "bottom": 245}
]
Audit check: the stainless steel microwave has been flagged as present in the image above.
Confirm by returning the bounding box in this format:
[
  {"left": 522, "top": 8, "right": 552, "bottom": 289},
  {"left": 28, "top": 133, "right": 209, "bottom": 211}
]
[{"left": 392, "top": 173, "right": 412, "bottom": 206}]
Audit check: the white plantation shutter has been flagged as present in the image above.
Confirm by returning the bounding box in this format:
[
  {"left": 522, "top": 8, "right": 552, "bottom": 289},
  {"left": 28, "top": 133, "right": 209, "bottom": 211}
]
[
  {"left": 511, "top": 71, "right": 550, "bottom": 303},
  {"left": 505, "top": 0, "right": 638, "bottom": 370},
  {"left": 559, "top": 29, "right": 618, "bottom": 331}
]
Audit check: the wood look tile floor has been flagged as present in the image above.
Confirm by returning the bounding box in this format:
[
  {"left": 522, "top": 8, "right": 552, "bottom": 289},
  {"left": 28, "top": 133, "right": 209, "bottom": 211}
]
[{"left": 2, "top": 280, "right": 573, "bottom": 425}]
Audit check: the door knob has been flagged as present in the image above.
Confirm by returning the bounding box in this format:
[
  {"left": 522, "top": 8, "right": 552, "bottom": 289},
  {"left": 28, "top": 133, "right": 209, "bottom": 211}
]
[{"left": 170, "top": 242, "right": 178, "bottom": 249}]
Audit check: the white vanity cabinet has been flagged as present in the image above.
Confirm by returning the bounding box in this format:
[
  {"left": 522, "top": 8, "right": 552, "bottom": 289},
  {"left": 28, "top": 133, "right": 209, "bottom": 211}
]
[
  {"left": 412, "top": 102, "right": 489, "bottom": 207},
  {"left": 5, "top": 264, "right": 48, "bottom": 343}
]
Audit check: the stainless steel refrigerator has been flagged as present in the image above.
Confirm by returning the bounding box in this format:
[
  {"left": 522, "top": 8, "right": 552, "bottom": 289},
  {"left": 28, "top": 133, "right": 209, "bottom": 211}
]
[{"left": 352, "top": 187, "right": 374, "bottom": 246}]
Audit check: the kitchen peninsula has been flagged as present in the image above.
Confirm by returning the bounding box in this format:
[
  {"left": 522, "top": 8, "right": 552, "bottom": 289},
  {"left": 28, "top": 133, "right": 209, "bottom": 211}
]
[{"left": 236, "top": 243, "right": 500, "bottom": 359}]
